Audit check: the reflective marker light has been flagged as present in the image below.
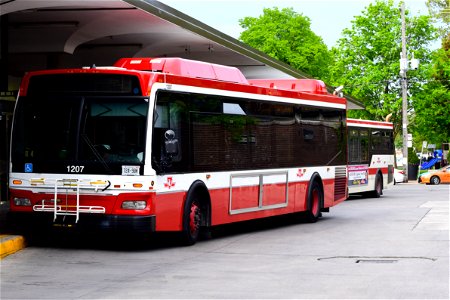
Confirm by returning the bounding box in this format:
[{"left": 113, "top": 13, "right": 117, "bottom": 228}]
[
  {"left": 121, "top": 200, "right": 146, "bottom": 210},
  {"left": 13, "top": 197, "right": 32, "bottom": 206}
]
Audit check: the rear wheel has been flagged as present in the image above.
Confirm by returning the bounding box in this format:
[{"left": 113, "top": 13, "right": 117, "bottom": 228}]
[
  {"left": 306, "top": 180, "right": 323, "bottom": 223},
  {"left": 371, "top": 174, "right": 382, "bottom": 198},
  {"left": 430, "top": 176, "right": 441, "bottom": 185}
]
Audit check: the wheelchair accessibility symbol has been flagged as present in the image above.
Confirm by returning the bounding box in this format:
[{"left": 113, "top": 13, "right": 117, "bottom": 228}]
[{"left": 25, "top": 163, "right": 33, "bottom": 173}]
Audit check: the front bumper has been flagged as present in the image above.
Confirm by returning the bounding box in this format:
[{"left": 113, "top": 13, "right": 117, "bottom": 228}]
[{"left": 8, "top": 212, "right": 156, "bottom": 234}]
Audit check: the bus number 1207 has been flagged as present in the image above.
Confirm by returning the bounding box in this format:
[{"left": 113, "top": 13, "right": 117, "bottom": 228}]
[{"left": 67, "top": 165, "right": 85, "bottom": 173}]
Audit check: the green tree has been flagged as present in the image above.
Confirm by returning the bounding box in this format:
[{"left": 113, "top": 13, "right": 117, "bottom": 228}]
[
  {"left": 410, "top": 0, "right": 449, "bottom": 147},
  {"left": 329, "top": 0, "right": 437, "bottom": 143},
  {"left": 239, "top": 7, "right": 332, "bottom": 80},
  {"left": 427, "top": 0, "right": 450, "bottom": 38},
  {"left": 411, "top": 42, "right": 450, "bottom": 145}
]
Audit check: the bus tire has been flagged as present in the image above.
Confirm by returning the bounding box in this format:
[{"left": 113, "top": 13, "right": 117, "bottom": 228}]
[
  {"left": 180, "top": 195, "right": 202, "bottom": 246},
  {"left": 306, "top": 179, "right": 323, "bottom": 223},
  {"left": 372, "top": 173, "right": 383, "bottom": 198},
  {"left": 180, "top": 181, "right": 211, "bottom": 245}
]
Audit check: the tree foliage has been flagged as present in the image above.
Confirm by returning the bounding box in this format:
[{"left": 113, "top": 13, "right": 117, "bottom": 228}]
[
  {"left": 329, "top": 0, "right": 438, "bottom": 144},
  {"left": 236, "top": 1, "right": 447, "bottom": 147},
  {"left": 239, "top": 7, "right": 331, "bottom": 80},
  {"left": 427, "top": 0, "right": 450, "bottom": 39},
  {"left": 411, "top": 43, "right": 450, "bottom": 145},
  {"left": 410, "top": 0, "right": 450, "bottom": 145}
]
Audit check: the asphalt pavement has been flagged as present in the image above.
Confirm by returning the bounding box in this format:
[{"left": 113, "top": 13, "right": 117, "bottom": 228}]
[
  {"left": 0, "top": 181, "right": 435, "bottom": 259},
  {"left": 1, "top": 181, "right": 449, "bottom": 299}
]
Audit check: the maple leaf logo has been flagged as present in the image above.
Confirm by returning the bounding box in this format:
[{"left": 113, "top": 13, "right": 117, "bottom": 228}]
[{"left": 164, "top": 177, "right": 175, "bottom": 189}]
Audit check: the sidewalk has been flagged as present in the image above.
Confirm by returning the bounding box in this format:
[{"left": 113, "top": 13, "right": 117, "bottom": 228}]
[{"left": 0, "top": 201, "right": 26, "bottom": 259}]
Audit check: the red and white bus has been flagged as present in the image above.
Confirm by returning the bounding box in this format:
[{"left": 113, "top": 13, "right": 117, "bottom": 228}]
[
  {"left": 347, "top": 118, "right": 395, "bottom": 197},
  {"left": 9, "top": 57, "right": 347, "bottom": 244}
]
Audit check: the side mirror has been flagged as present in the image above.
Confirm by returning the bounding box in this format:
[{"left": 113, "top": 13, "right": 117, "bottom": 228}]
[{"left": 164, "top": 129, "right": 179, "bottom": 155}]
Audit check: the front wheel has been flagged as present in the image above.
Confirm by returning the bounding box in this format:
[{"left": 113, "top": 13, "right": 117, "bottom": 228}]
[
  {"left": 430, "top": 176, "right": 441, "bottom": 185},
  {"left": 180, "top": 197, "right": 202, "bottom": 246}
]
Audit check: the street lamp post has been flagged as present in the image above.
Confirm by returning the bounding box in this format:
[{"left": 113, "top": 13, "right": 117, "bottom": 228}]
[
  {"left": 399, "top": 2, "right": 419, "bottom": 183},
  {"left": 400, "top": 2, "right": 408, "bottom": 182}
]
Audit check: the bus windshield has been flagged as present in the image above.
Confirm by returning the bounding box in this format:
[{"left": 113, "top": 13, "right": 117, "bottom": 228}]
[{"left": 11, "top": 95, "right": 148, "bottom": 175}]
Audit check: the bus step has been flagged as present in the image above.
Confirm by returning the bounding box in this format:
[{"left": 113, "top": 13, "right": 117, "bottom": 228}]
[{"left": 52, "top": 215, "right": 77, "bottom": 228}]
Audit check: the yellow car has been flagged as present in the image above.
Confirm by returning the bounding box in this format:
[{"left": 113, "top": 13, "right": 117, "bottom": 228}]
[{"left": 418, "top": 165, "right": 450, "bottom": 185}]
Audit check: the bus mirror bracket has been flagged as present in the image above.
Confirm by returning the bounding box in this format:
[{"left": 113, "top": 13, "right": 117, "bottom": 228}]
[
  {"left": 164, "top": 129, "right": 179, "bottom": 156},
  {"left": 158, "top": 129, "right": 179, "bottom": 174}
]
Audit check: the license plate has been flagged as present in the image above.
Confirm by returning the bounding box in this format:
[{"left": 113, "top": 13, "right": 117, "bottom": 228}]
[{"left": 122, "top": 165, "right": 140, "bottom": 176}]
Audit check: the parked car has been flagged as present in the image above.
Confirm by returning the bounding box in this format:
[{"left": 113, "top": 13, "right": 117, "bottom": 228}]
[
  {"left": 418, "top": 165, "right": 450, "bottom": 185},
  {"left": 394, "top": 168, "right": 406, "bottom": 184}
]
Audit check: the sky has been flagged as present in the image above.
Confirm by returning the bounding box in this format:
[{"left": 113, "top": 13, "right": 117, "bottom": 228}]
[{"left": 160, "top": 0, "right": 433, "bottom": 48}]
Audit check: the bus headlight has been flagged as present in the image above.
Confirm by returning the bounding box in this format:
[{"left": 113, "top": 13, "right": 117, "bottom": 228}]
[
  {"left": 121, "top": 200, "right": 146, "bottom": 210},
  {"left": 13, "top": 197, "right": 32, "bottom": 206}
]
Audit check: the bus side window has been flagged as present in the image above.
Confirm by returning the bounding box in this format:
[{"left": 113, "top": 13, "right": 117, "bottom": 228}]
[
  {"left": 349, "top": 129, "right": 359, "bottom": 163},
  {"left": 359, "top": 130, "right": 369, "bottom": 163},
  {"left": 371, "top": 130, "right": 381, "bottom": 151},
  {"left": 152, "top": 92, "right": 191, "bottom": 173},
  {"left": 349, "top": 129, "right": 369, "bottom": 164}
]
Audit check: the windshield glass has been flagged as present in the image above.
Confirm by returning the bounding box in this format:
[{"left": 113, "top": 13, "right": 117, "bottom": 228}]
[{"left": 11, "top": 96, "right": 148, "bottom": 175}]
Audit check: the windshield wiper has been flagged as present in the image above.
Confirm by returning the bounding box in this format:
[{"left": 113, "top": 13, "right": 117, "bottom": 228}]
[{"left": 80, "top": 134, "right": 113, "bottom": 174}]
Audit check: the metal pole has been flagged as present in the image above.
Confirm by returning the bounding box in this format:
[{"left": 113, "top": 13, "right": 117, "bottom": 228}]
[{"left": 401, "top": 2, "right": 409, "bottom": 182}]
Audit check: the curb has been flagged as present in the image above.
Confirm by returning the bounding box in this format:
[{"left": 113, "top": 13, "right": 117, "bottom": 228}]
[
  {"left": 0, "top": 234, "right": 26, "bottom": 259},
  {"left": 0, "top": 201, "right": 26, "bottom": 259}
]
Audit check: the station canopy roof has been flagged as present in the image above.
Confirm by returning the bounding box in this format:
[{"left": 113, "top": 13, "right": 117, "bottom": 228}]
[{"left": 2, "top": 0, "right": 363, "bottom": 109}]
